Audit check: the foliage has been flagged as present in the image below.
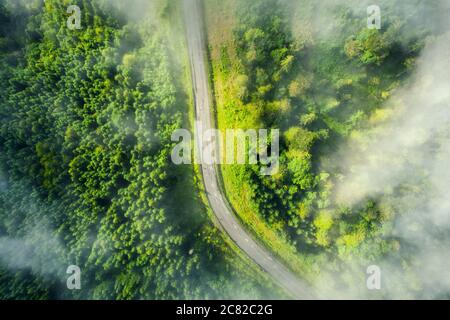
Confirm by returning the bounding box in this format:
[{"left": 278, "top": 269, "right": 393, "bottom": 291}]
[
  {"left": 205, "top": 0, "right": 448, "bottom": 293},
  {"left": 0, "top": 0, "right": 274, "bottom": 300}
]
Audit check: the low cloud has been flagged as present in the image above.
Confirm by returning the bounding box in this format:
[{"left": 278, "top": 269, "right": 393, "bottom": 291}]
[{"left": 327, "top": 33, "right": 450, "bottom": 299}]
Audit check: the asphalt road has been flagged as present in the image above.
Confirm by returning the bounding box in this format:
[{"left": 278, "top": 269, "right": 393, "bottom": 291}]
[{"left": 182, "top": 0, "right": 314, "bottom": 300}]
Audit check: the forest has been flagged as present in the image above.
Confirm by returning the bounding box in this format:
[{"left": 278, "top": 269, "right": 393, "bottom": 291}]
[
  {"left": 205, "top": 0, "right": 450, "bottom": 298},
  {"left": 1, "top": 0, "right": 450, "bottom": 300},
  {"left": 0, "top": 0, "right": 279, "bottom": 299}
]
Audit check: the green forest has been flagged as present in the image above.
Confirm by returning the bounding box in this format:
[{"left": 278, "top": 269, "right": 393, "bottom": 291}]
[
  {"left": 0, "top": 0, "right": 279, "bottom": 299},
  {"left": 205, "top": 0, "right": 450, "bottom": 298},
  {"left": 1, "top": 0, "right": 450, "bottom": 300}
]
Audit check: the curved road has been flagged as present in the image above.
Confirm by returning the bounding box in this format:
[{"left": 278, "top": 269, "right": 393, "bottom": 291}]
[{"left": 182, "top": 0, "right": 313, "bottom": 299}]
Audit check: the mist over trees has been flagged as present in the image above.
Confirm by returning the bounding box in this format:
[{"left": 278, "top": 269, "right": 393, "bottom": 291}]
[
  {"left": 0, "top": 0, "right": 277, "bottom": 299},
  {"left": 1, "top": 0, "right": 449, "bottom": 300},
  {"left": 206, "top": 0, "right": 450, "bottom": 298}
]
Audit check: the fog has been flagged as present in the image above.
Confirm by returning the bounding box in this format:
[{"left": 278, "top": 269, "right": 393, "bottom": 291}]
[
  {"left": 2, "top": 0, "right": 450, "bottom": 300},
  {"left": 0, "top": 221, "right": 66, "bottom": 282},
  {"left": 330, "top": 33, "right": 450, "bottom": 299},
  {"left": 0, "top": 174, "right": 69, "bottom": 295},
  {"left": 286, "top": 0, "right": 450, "bottom": 44},
  {"left": 0, "top": 0, "right": 269, "bottom": 300}
]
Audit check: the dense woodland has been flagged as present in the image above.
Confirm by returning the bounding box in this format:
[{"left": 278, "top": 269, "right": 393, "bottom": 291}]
[
  {"left": 1, "top": 0, "right": 449, "bottom": 300},
  {"left": 0, "top": 0, "right": 277, "bottom": 299},
  {"left": 206, "top": 0, "right": 450, "bottom": 298}
]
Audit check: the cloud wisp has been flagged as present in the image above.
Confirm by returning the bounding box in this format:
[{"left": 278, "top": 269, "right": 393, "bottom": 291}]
[{"left": 328, "top": 33, "right": 450, "bottom": 299}]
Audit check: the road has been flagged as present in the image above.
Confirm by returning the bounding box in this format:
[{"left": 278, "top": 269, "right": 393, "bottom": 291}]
[{"left": 182, "top": 0, "right": 314, "bottom": 299}]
